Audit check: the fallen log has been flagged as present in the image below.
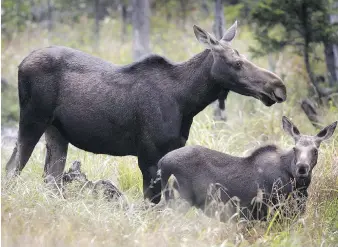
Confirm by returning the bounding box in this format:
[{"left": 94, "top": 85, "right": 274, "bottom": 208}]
[
  {"left": 46, "top": 161, "right": 123, "bottom": 201},
  {"left": 300, "top": 98, "right": 323, "bottom": 129}
]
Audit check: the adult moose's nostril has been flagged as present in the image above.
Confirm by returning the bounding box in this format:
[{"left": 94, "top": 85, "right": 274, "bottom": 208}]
[
  {"left": 272, "top": 91, "right": 284, "bottom": 103},
  {"left": 272, "top": 86, "right": 286, "bottom": 103}
]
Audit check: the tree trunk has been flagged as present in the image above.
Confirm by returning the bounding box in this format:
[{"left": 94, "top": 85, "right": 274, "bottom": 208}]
[
  {"left": 304, "top": 43, "right": 322, "bottom": 102},
  {"left": 93, "top": 0, "right": 100, "bottom": 48},
  {"left": 324, "top": 43, "right": 337, "bottom": 86},
  {"left": 301, "top": 99, "right": 322, "bottom": 129},
  {"left": 16, "top": 0, "right": 22, "bottom": 30},
  {"left": 213, "top": 0, "right": 225, "bottom": 40},
  {"left": 325, "top": 1, "right": 338, "bottom": 86},
  {"left": 179, "top": 0, "right": 187, "bottom": 29},
  {"left": 121, "top": 2, "right": 128, "bottom": 42},
  {"left": 165, "top": 1, "right": 172, "bottom": 22},
  {"left": 47, "top": 0, "right": 53, "bottom": 32},
  {"left": 212, "top": 0, "right": 228, "bottom": 121},
  {"left": 201, "top": 0, "right": 209, "bottom": 18},
  {"left": 132, "top": 0, "right": 150, "bottom": 61}
]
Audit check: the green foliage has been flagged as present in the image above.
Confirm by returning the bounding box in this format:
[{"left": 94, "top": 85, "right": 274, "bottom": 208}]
[
  {"left": 249, "top": 0, "right": 338, "bottom": 57},
  {"left": 224, "top": 3, "right": 245, "bottom": 24},
  {"left": 1, "top": 88, "right": 19, "bottom": 125},
  {"left": 1, "top": 0, "right": 32, "bottom": 36}
]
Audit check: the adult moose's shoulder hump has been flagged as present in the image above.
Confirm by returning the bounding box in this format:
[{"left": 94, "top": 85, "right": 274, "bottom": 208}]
[{"left": 6, "top": 20, "right": 286, "bottom": 204}]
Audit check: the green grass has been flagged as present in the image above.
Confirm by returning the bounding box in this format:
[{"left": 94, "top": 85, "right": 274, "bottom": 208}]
[
  {"left": 2, "top": 106, "right": 337, "bottom": 246},
  {"left": 2, "top": 16, "right": 338, "bottom": 246}
]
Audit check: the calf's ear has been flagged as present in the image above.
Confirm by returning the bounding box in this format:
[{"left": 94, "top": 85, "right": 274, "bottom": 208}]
[
  {"left": 193, "top": 25, "right": 219, "bottom": 49},
  {"left": 315, "top": 121, "right": 337, "bottom": 145},
  {"left": 282, "top": 116, "right": 300, "bottom": 141}
]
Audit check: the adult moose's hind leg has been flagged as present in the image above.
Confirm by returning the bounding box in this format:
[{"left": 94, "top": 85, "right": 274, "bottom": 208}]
[
  {"left": 44, "top": 126, "right": 69, "bottom": 184},
  {"left": 6, "top": 121, "right": 47, "bottom": 178}
]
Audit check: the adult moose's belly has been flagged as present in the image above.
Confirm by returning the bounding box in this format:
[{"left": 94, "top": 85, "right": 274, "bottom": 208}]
[{"left": 52, "top": 104, "right": 138, "bottom": 156}]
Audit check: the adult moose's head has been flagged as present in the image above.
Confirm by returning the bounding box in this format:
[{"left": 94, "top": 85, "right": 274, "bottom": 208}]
[
  {"left": 282, "top": 116, "right": 337, "bottom": 181},
  {"left": 193, "top": 21, "right": 286, "bottom": 106}
]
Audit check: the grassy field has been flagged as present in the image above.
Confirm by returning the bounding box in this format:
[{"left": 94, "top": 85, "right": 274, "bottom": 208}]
[{"left": 1, "top": 16, "right": 338, "bottom": 246}]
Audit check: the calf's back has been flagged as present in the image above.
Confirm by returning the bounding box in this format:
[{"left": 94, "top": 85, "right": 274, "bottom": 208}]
[{"left": 159, "top": 145, "right": 292, "bottom": 218}]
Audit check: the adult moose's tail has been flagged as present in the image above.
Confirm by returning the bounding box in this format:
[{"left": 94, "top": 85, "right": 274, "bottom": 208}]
[{"left": 18, "top": 70, "right": 32, "bottom": 108}]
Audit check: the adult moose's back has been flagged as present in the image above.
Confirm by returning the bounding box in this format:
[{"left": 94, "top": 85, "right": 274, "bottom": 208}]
[{"left": 6, "top": 20, "right": 286, "bottom": 203}]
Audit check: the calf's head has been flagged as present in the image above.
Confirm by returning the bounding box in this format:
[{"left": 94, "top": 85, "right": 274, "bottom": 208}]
[
  {"left": 282, "top": 116, "right": 337, "bottom": 181},
  {"left": 193, "top": 21, "right": 286, "bottom": 106}
]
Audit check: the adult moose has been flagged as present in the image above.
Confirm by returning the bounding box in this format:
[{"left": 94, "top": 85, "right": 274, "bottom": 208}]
[
  {"left": 159, "top": 117, "right": 337, "bottom": 220},
  {"left": 6, "top": 21, "right": 286, "bottom": 203}
]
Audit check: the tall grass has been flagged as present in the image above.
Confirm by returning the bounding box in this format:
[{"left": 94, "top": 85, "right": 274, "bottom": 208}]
[{"left": 1, "top": 16, "right": 338, "bottom": 246}]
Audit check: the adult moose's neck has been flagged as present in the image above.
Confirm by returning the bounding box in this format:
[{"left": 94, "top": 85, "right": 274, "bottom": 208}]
[{"left": 173, "top": 49, "right": 221, "bottom": 117}]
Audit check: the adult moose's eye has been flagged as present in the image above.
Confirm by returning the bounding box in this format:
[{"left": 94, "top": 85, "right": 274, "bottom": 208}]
[{"left": 234, "top": 61, "right": 242, "bottom": 70}]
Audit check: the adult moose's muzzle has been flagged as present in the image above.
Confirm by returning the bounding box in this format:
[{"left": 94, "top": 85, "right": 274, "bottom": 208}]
[
  {"left": 260, "top": 76, "right": 287, "bottom": 106},
  {"left": 272, "top": 82, "right": 287, "bottom": 103}
]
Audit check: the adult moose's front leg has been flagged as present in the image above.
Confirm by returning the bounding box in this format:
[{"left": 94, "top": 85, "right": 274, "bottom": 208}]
[
  {"left": 138, "top": 155, "right": 162, "bottom": 204},
  {"left": 138, "top": 136, "right": 182, "bottom": 204},
  {"left": 180, "top": 117, "right": 193, "bottom": 146},
  {"left": 136, "top": 95, "right": 182, "bottom": 203}
]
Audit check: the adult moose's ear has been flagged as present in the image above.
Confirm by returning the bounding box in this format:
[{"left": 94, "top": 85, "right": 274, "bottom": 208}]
[
  {"left": 315, "top": 121, "right": 337, "bottom": 146},
  {"left": 193, "top": 25, "right": 219, "bottom": 49},
  {"left": 222, "top": 20, "right": 238, "bottom": 43},
  {"left": 282, "top": 116, "right": 301, "bottom": 141}
]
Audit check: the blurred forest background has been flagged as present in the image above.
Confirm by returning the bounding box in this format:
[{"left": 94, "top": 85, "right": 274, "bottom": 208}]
[{"left": 1, "top": 0, "right": 338, "bottom": 127}]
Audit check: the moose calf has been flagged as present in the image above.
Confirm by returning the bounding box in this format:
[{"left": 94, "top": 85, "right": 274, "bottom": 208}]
[{"left": 159, "top": 117, "right": 337, "bottom": 220}]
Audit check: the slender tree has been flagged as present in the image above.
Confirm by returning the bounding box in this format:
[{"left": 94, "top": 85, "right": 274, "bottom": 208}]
[
  {"left": 132, "top": 0, "right": 150, "bottom": 60},
  {"left": 213, "top": 0, "right": 229, "bottom": 121},
  {"left": 201, "top": 0, "right": 210, "bottom": 18},
  {"left": 47, "top": 0, "right": 53, "bottom": 32},
  {"left": 120, "top": 1, "right": 128, "bottom": 42},
  {"left": 324, "top": 1, "right": 338, "bottom": 86},
  {"left": 213, "top": 0, "right": 225, "bottom": 40},
  {"left": 93, "top": 0, "right": 100, "bottom": 47},
  {"left": 179, "top": 0, "right": 187, "bottom": 28}
]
